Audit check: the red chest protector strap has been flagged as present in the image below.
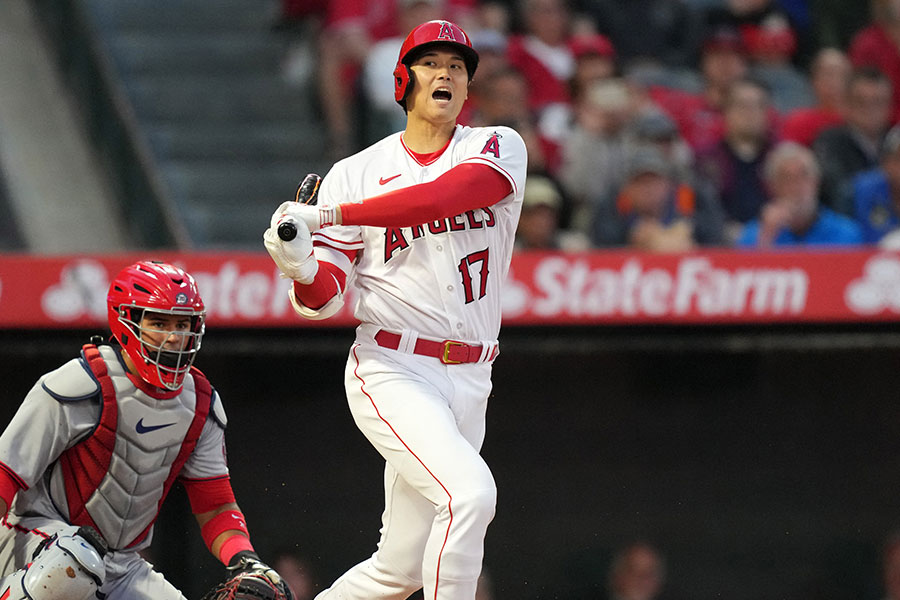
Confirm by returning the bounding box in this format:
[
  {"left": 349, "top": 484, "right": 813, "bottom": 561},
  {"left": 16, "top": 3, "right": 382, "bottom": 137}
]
[{"left": 59, "top": 344, "right": 213, "bottom": 548}]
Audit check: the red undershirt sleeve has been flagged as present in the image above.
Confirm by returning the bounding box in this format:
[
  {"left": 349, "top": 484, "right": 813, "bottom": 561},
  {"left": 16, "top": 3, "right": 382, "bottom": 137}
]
[
  {"left": 339, "top": 163, "right": 512, "bottom": 228},
  {"left": 182, "top": 476, "right": 236, "bottom": 515},
  {"left": 292, "top": 260, "right": 347, "bottom": 309}
]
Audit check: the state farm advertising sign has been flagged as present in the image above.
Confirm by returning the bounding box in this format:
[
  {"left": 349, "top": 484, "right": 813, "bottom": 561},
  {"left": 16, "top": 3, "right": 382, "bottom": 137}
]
[
  {"left": 0, "top": 249, "right": 898, "bottom": 328},
  {"left": 503, "top": 249, "right": 900, "bottom": 324}
]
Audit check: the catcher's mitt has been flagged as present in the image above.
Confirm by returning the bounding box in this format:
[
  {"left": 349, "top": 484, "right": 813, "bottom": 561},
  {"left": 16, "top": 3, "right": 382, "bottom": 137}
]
[{"left": 200, "top": 572, "right": 291, "bottom": 600}]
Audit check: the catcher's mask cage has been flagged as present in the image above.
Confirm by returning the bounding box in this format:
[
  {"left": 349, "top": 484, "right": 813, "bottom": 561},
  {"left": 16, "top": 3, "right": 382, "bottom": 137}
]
[
  {"left": 393, "top": 19, "right": 479, "bottom": 110},
  {"left": 107, "top": 261, "right": 205, "bottom": 391}
]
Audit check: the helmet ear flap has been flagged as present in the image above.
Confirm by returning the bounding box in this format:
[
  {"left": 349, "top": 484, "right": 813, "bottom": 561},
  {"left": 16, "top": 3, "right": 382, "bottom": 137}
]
[{"left": 393, "top": 62, "right": 413, "bottom": 108}]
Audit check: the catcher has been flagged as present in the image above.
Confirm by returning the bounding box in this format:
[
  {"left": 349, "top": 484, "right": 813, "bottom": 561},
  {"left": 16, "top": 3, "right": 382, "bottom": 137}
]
[{"left": 0, "top": 260, "right": 293, "bottom": 600}]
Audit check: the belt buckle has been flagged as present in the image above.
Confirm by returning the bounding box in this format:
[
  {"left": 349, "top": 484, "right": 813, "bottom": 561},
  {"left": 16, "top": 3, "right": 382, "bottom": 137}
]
[{"left": 440, "top": 340, "right": 468, "bottom": 364}]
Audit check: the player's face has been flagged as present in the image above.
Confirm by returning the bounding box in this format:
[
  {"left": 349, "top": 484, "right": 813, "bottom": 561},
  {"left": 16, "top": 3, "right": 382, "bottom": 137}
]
[
  {"left": 140, "top": 312, "right": 193, "bottom": 352},
  {"left": 407, "top": 47, "right": 469, "bottom": 122}
]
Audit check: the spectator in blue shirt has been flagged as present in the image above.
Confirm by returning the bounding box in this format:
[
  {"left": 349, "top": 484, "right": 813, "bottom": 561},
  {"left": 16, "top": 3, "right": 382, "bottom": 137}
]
[
  {"left": 851, "top": 124, "right": 900, "bottom": 243},
  {"left": 738, "top": 141, "right": 864, "bottom": 246}
]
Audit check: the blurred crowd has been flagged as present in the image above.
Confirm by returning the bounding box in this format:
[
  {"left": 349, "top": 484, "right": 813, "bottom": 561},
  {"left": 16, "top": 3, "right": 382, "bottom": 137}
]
[{"left": 272, "top": 0, "right": 900, "bottom": 253}]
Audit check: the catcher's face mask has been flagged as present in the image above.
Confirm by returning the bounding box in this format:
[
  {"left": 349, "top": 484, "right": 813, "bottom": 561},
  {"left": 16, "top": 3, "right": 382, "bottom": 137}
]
[{"left": 107, "top": 261, "right": 205, "bottom": 391}]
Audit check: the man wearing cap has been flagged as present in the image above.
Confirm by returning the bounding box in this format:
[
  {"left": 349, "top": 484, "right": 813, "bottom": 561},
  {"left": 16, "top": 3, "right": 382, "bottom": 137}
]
[
  {"left": 568, "top": 32, "right": 617, "bottom": 103},
  {"left": 592, "top": 146, "right": 724, "bottom": 250},
  {"left": 515, "top": 175, "right": 585, "bottom": 250}
]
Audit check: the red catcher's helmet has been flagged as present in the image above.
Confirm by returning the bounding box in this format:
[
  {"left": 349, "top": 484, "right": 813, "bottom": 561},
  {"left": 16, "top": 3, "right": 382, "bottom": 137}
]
[
  {"left": 393, "top": 20, "right": 479, "bottom": 108},
  {"left": 107, "top": 261, "right": 205, "bottom": 392}
]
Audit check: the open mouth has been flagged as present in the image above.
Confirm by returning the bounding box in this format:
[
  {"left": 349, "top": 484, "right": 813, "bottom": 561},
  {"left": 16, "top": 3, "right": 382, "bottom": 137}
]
[{"left": 432, "top": 89, "right": 452, "bottom": 102}]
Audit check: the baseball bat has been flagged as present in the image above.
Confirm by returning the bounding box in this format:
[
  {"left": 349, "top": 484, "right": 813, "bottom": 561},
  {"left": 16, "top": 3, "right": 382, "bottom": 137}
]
[{"left": 277, "top": 173, "right": 322, "bottom": 241}]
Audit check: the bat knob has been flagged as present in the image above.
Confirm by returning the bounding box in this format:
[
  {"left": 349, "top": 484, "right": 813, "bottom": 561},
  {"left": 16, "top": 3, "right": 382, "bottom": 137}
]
[{"left": 277, "top": 220, "right": 298, "bottom": 241}]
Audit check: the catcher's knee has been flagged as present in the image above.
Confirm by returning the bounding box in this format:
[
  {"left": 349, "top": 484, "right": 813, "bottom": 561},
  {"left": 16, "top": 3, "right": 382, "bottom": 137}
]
[{"left": 1, "top": 525, "right": 107, "bottom": 600}]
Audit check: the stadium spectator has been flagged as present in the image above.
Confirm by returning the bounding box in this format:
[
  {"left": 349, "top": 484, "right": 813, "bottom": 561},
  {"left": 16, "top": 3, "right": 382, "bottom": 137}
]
[
  {"left": 568, "top": 32, "right": 617, "bottom": 103},
  {"left": 780, "top": 47, "right": 851, "bottom": 147},
  {"left": 506, "top": 0, "right": 577, "bottom": 113},
  {"left": 737, "top": 141, "right": 864, "bottom": 246},
  {"left": 592, "top": 146, "right": 725, "bottom": 250},
  {"left": 743, "top": 11, "right": 815, "bottom": 114},
  {"left": 695, "top": 78, "right": 776, "bottom": 244},
  {"left": 559, "top": 78, "right": 635, "bottom": 235},
  {"left": 850, "top": 124, "right": 900, "bottom": 243},
  {"left": 515, "top": 175, "right": 573, "bottom": 250},
  {"left": 849, "top": 0, "right": 900, "bottom": 123},
  {"left": 648, "top": 25, "right": 749, "bottom": 151},
  {"left": 629, "top": 111, "right": 695, "bottom": 185},
  {"left": 607, "top": 541, "right": 667, "bottom": 600},
  {"left": 813, "top": 67, "right": 893, "bottom": 214},
  {"left": 505, "top": 0, "right": 586, "bottom": 172}
]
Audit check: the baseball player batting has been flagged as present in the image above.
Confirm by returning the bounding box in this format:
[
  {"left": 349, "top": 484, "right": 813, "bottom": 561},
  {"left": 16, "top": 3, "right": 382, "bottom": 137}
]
[
  {"left": 0, "top": 261, "right": 292, "bottom": 600},
  {"left": 263, "top": 19, "right": 527, "bottom": 600}
]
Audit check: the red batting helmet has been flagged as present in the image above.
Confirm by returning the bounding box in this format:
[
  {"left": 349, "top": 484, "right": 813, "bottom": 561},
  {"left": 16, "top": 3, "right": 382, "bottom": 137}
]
[
  {"left": 107, "top": 261, "right": 205, "bottom": 392},
  {"left": 393, "top": 20, "right": 479, "bottom": 109}
]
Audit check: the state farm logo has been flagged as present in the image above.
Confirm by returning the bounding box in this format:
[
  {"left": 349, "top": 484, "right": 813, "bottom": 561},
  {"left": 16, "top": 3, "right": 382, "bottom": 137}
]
[
  {"left": 41, "top": 259, "right": 109, "bottom": 321},
  {"left": 503, "top": 256, "right": 809, "bottom": 319},
  {"left": 845, "top": 254, "right": 900, "bottom": 314},
  {"left": 36, "top": 259, "right": 350, "bottom": 324}
]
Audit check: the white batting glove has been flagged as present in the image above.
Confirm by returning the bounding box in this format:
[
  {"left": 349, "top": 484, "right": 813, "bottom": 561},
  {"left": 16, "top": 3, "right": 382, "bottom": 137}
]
[
  {"left": 272, "top": 200, "right": 337, "bottom": 233},
  {"left": 263, "top": 220, "right": 319, "bottom": 284}
]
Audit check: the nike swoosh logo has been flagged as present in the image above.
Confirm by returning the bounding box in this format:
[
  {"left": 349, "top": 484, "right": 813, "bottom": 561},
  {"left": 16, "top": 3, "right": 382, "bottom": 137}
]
[
  {"left": 136, "top": 418, "right": 176, "bottom": 434},
  {"left": 379, "top": 174, "right": 401, "bottom": 185}
]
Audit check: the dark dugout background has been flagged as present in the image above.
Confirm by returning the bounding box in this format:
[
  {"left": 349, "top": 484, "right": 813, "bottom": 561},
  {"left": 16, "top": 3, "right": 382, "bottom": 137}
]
[{"left": 2, "top": 324, "right": 900, "bottom": 600}]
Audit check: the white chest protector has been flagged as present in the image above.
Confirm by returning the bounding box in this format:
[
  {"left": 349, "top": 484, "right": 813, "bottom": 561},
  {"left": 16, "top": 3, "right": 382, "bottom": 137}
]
[{"left": 41, "top": 345, "right": 221, "bottom": 550}]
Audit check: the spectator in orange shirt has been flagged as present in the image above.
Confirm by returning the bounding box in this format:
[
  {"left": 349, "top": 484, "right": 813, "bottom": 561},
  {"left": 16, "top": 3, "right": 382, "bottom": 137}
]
[{"left": 592, "top": 146, "right": 725, "bottom": 250}]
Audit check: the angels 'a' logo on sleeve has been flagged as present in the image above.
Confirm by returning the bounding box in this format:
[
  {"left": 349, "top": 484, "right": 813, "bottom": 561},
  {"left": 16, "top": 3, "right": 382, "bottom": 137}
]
[{"left": 480, "top": 131, "right": 503, "bottom": 158}]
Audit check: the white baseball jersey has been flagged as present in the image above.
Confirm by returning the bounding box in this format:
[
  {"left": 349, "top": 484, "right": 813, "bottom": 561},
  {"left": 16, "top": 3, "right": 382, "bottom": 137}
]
[
  {"left": 310, "top": 124, "right": 527, "bottom": 342},
  {"left": 0, "top": 344, "right": 228, "bottom": 599}
]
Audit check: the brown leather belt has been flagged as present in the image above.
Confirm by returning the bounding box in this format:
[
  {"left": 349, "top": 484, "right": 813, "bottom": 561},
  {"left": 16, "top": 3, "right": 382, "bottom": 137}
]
[{"left": 374, "top": 330, "right": 496, "bottom": 364}]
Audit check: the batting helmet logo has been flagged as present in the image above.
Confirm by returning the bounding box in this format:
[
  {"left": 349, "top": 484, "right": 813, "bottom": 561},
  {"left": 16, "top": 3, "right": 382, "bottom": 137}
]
[
  {"left": 393, "top": 20, "right": 479, "bottom": 109},
  {"left": 437, "top": 21, "right": 458, "bottom": 41}
]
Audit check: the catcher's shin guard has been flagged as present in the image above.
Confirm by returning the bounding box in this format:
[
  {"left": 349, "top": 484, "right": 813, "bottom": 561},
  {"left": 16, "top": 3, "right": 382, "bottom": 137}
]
[{"left": 0, "top": 525, "right": 107, "bottom": 600}]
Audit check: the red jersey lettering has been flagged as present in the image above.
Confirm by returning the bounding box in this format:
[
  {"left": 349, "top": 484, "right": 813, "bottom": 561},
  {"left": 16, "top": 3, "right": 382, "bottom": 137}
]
[{"left": 384, "top": 228, "right": 410, "bottom": 262}]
